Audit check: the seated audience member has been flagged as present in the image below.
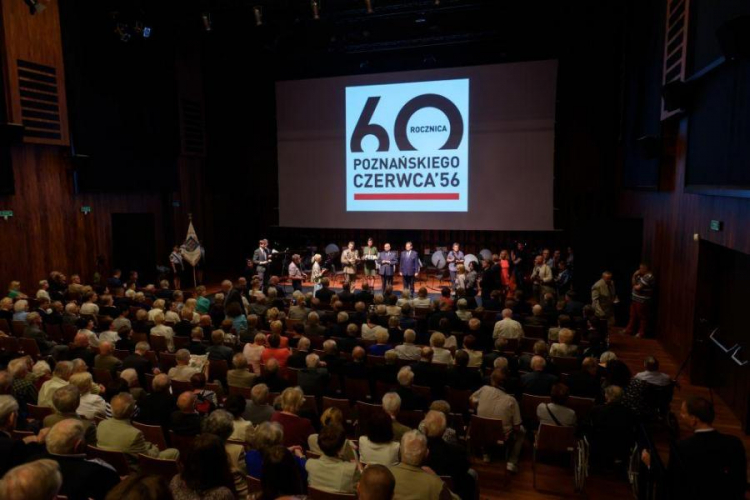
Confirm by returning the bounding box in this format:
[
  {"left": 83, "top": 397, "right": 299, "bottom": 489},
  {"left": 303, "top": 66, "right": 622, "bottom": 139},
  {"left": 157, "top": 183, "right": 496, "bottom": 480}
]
[
  {"left": 167, "top": 349, "right": 199, "bottom": 382},
  {"left": 423, "top": 400, "right": 459, "bottom": 445},
  {"left": 421, "top": 410, "right": 476, "bottom": 500},
  {"left": 524, "top": 304, "right": 548, "bottom": 328},
  {"left": 471, "top": 368, "right": 524, "bottom": 472},
  {"left": 97, "top": 393, "right": 179, "bottom": 464},
  {"left": 243, "top": 332, "right": 266, "bottom": 374},
  {"left": 43, "top": 385, "right": 97, "bottom": 445},
  {"left": 373, "top": 350, "right": 400, "bottom": 386},
  {"left": 362, "top": 314, "right": 387, "bottom": 341},
  {"left": 222, "top": 394, "right": 253, "bottom": 442},
  {"left": 270, "top": 387, "right": 315, "bottom": 448},
  {"left": 396, "top": 366, "right": 427, "bottom": 411},
  {"left": 493, "top": 309, "right": 524, "bottom": 340},
  {"left": 606, "top": 360, "right": 648, "bottom": 417},
  {"left": 455, "top": 299, "right": 473, "bottom": 322},
  {"left": 287, "top": 337, "right": 311, "bottom": 369},
  {"left": 67, "top": 332, "right": 96, "bottom": 367},
  {"left": 429, "top": 332, "right": 453, "bottom": 364},
  {"left": 24, "top": 312, "right": 68, "bottom": 360},
  {"left": 589, "top": 385, "right": 636, "bottom": 464},
  {"left": 549, "top": 328, "right": 578, "bottom": 358},
  {"left": 188, "top": 327, "right": 207, "bottom": 355},
  {"left": 97, "top": 319, "right": 120, "bottom": 345},
  {"left": 389, "top": 430, "right": 457, "bottom": 500},
  {"left": 518, "top": 340, "right": 558, "bottom": 376},
  {"left": 120, "top": 368, "right": 146, "bottom": 403},
  {"left": 121, "top": 341, "right": 156, "bottom": 389},
  {"left": 244, "top": 383, "right": 275, "bottom": 425},
  {"left": 45, "top": 419, "right": 120, "bottom": 500},
  {"left": 345, "top": 346, "right": 370, "bottom": 380},
  {"left": 537, "top": 383, "right": 577, "bottom": 427},
  {"left": 12, "top": 299, "right": 29, "bottom": 323},
  {"left": 136, "top": 373, "right": 176, "bottom": 430},
  {"left": 521, "top": 356, "right": 558, "bottom": 396},
  {"left": 261, "top": 334, "right": 291, "bottom": 368},
  {"left": 170, "top": 391, "right": 202, "bottom": 436},
  {"left": 227, "top": 352, "right": 256, "bottom": 388},
  {"left": 327, "top": 311, "right": 350, "bottom": 339},
  {"left": 149, "top": 311, "right": 175, "bottom": 352},
  {"left": 634, "top": 356, "right": 672, "bottom": 386},
  {"left": 0, "top": 395, "right": 46, "bottom": 477},
  {"left": 461, "top": 334, "right": 483, "bottom": 368},
  {"left": 38, "top": 361, "right": 73, "bottom": 408},
  {"left": 566, "top": 357, "right": 603, "bottom": 400},
  {"left": 308, "top": 407, "right": 356, "bottom": 460},
  {"left": 338, "top": 323, "right": 360, "bottom": 353},
  {"left": 369, "top": 329, "right": 393, "bottom": 356},
  {"left": 447, "top": 350, "right": 483, "bottom": 391},
  {"left": 298, "top": 353, "right": 330, "bottom": 397},
  {"left": 548, "top": 314, "right": 572, "bottom": 342},
  {"left": 395, "top": 328, "right": 421, "bottom": 361},
  {"left": 321, "top": 339, "right": 345, "bottom": 375},
  {"left": 207, "top": 330, "right": 233, "bottom": 364},
  {"left": 411, "top": 347, "right": 446, "bottom": 392},
  {"left": 642, "top": 396, "right": 747, "bottom": 500},
  {"left": 358, "top": 464, "right": 396, "bottom": 500},
  {"left": 0, "top": 459, "right": 63, "bottom": 500},
  {"left": 76, "top": 317, "right": 99, "bottom": 349},
  {"left": 257, "top": 358, "right": 289, "bottom": 393},
  {"left": 203, "top": 410, "right": 248, "bottom": 498},
  {"left": 359, "top": 410, "right": 400, "bottom": 466},
  {"left": 382, "top": 392, "right": 411, "bottom": 442},
  {"left": 104, "top": 474, "right": 170, "bottom": 499},
  {"left": 261, "top": 444, "right": 307, "bottom": 499},
  {"left": 7, "top": 358, "right": 38, "bottom": 416},
  {"left": 305, "top": 312, "right": 328, "bottom": 339},
  {"left": 306, "top": 423, "right": 361, "bottom": 494},
  {"left": 169, "top": 434, "right": 236, "bottom": 500},
  {"left": 94, "top": 341, "right": 122, "bottom": 376},
  {"left": 245, "top": 421, "right": 306, "bottom": 480}
]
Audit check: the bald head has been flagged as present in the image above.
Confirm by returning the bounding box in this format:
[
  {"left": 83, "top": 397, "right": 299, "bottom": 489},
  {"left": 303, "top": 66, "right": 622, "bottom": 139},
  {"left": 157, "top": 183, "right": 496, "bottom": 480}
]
[
  {"left": 99, "top": 342, "right": 113, "bottom": 355},
  {"left": 177, "top": 391, "right": 196, "bottom": 413},
  {"left": 358, "top": 464, "right": 395, "bottom": 500}
]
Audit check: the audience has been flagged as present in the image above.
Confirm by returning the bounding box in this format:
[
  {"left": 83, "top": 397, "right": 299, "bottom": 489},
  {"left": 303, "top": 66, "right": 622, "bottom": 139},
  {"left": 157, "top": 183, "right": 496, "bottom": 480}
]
[
  {"left": 634, "top": 356, "right": 671, "bottom": 386},
  {"left": 359, "top": 409, "right": 400, "bottom": 466},
  {"left": 270, "top": 387, "right": 315, "bottom": 448},
  {"left": 170, "top": 433, "right": 236, "bottom": 500},
  {"left": 0, "top": 459, "right": 63, "bottom": 500},
  {"left": 537, "top": 382, "right": 577, "bottom": 427},
  {"left": 389, "top": 430, "right": 456, "bottom": 500},
  {"left": 306, "top": 423, "right": 361, "bottom": 493}
]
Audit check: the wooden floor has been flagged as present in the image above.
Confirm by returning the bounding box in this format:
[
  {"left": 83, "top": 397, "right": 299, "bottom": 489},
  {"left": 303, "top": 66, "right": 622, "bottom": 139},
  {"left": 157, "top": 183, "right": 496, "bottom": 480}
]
[{"left": 474, "top": 332, "right": 750, "bottom": 499}]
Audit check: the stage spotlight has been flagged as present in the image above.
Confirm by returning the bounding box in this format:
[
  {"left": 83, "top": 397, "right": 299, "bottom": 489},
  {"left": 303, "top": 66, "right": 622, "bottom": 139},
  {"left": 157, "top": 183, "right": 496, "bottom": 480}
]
[
  {"left": 253, "top": 6, "right": 263, "bottom": 26},
  {"left": 364, "top": 0, "right": 373, "bottom": 14},
  {"left": 311, "top": 0, "right": 320, "bottom": 20},
  {"left": 23, "top": 0, "right": 46, "bottom": 15},
  {"left": 201, "top": 12, "right": 212, "bottom": 32}
]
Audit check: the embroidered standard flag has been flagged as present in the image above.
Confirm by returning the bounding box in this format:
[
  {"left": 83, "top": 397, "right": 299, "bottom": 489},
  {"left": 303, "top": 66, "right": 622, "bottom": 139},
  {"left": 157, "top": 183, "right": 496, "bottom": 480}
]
[{"left": 181, "top": 221, "right": 201, "bottom": 266}]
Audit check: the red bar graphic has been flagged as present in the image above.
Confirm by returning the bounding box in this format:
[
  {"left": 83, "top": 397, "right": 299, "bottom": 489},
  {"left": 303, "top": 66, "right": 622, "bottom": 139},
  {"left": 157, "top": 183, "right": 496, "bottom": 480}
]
[{"left": 354, "top": 193, "right": 459, "bottom": 200}]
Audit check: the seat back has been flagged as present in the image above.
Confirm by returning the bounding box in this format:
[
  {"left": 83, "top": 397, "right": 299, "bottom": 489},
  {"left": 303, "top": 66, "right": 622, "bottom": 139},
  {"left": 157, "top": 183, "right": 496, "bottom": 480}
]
[
  {"left": 396, "top": 409, "right": 425, "bottom": 429},
  {"left": 168, "top": 431, "right": 196, "bottom": 460},
  {"left": 344, "top": 378, "right": 371, "bottom": 402},
  {"left": 246, "top": 475, "right": 262, "bottom": 496},
  {"left": 412, "top": 385, "right": 431, "bottom": 400},
  {"left": 444, "top": 387, "right": 472, "bottom": 415},
  {"left": 535, "top": 423, "right": 576, "bottom": 453},
  {"left": 567, "top": 396, "right": 595, "bottom": 421},
  {"left": 523, "top": 325, "right": 546, "bottom": 339},
  {"left": 551, "top": 356, "right": 580, "bottom": 374},
  {"left": 93, "top": 368, "right": 114, "bottom": 387},
  {"left": 170, "top": 379, "right": 192, "bottom": 395},
  {"left": 0, "top": 318, "right": 10, "bottom": 334},
  {"left": 11, "top": 321, "right": 26, "bottom": 337},
  {"left": 113, "top": 349, "right": 130, "bottom": 360},
  {"left": 229, "top": 385, "right": 254, "bottom": 399},
  {"left": 149, "top": 335, "right": 168, "bottom": 353},
  {"left": 209, "top": 359, "right": 228, "bottom": 380},
  {"left": 18, "top": 338, "right": 40, "bottom": 360},
  {"left": 44, "top": 323, "right": 63, "bottom": 343},
  {"left": 520, "top": 393, "right": 551, "bottom": 423},
  {"left": 355, "top": 401, "right": 382, "bottom": 436},
  {"left": 322, "top": 397, "right": 353, "bottom": 424},
  {"left": 468, "top": 414, "right": 506, "bottom": 454},
  {"left": 0, "top": 336, "right": 19, "bottom": 355},
  {"left": 137, "top": 454, "right": 179, "bottom": 479},
  {"left": 87, "top": 446, "right": 131, "bottom": 476},
  {"left": 132, "top": 422, "right": 168, "bottom": 451},
  {"left": 26, "top": 403, "right": 53, "bottom": 421},
  {"left": 307, "top": 486, "right": 357, "bottom": 500},
  {"left": 159, "top": 352, "right": 177, "bottom": 371},
  {"left": 173, "top": 336, "right": 190, "bottom": 350}
]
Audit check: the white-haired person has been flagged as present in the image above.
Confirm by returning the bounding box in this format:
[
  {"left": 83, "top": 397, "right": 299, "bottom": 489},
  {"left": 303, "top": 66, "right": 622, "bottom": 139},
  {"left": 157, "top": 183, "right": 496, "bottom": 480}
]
[
  {"left": 242, "top": 332, "right": 266, "bottom": 375},
  {"left": 549, "top": 328, "right": 578, "bottom": 358},
  {"left": 38, "top": 361, "right": 73, "bottom": 408},
  {"left": 420, "top": 410, "right": 476, "bottom": 500},
  {"left": 311, "top": 254, "right": 325, "bottom": 297},
  {"left": 430, "top": 332, "right": 453, "bottom": 364},
  {"left": 389, "top": 430, "right": 458, "bottom": 500},
  {"left": 12, "top": 299, "right": 29, "bottom": 323},
  {"left": 150, "top": 310, "right": 175, "bottom": 352},
  {"left": 382, "top": 392, "right": 411, "bottom": 442},
  {"left": 394, "top": 329, "right": 421, "bottom": 361},
  {"left": 0, "top": 459, "right": 62, "bottom": 500},
  {"left": 69, "top": 372, "right": 106, "bottom": 420}
]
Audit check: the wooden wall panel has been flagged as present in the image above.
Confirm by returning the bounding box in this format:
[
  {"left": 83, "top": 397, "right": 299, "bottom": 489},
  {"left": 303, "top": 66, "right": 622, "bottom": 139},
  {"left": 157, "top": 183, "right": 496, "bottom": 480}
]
[
  {"left": 0, "top": 144, "right": 166, "bottom": 291},
  {"left": 0, "top": 0, "right": 69, "bottom": 145},
  {"left": 619, "top": 120, "right": 750, "bottom": 371}
]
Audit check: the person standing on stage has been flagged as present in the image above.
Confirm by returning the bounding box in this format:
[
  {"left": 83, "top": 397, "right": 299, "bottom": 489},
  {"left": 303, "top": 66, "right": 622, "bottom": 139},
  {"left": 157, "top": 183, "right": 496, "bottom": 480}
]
[
  {"left": 288, "top": 254, "right": 307, "bottom": 293},
  {"left": 169, "top": 246, "right": 184, "bottom": 290},
  {"left": 362, "top": 238, "right": 378, "bottom": 290},
  {"left": 446, "top": 243, "right": 464, "bottom": 290},
  {"left": 591, "top": 271, "right": 618, "bottom": 327},
  {"left": 378, "top": 243, "right": 397, "bottom": 291},
  {"left": 341, "top": 241, "right": 359, "bottom": 287},
  {"left": 623, "top": 263, "right": 655, "bottom": 338},
  {"left": 253, "top": 239, "right": 271, "bottom": 287},
  {"left": 311, "top": 254, "right": 325, "bottom": 297},
  {"left": 530, "top": 255, "right": 554, "bottom": 301},
  {"left": 399, "top": 242, "right": 421, "bottom": 294}
]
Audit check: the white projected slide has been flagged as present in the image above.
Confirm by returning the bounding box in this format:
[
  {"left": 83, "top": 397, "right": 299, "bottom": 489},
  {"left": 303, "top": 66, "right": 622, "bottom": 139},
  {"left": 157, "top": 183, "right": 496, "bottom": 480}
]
[{"left": 345, "top": 79, "right": 469, "bottom": 212}]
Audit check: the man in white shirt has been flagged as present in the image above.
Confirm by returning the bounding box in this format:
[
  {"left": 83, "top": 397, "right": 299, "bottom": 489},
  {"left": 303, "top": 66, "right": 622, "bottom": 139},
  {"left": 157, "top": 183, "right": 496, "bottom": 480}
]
[
  {"left": 492, "top": 309, "right": 524, "bottom": 340},
  {"left": 394, "top": 329, "right": 421, "bottom": 361},
  {"left": 470, "top": 368, "right": 524, "bottom": 472},
  {"left": 38, "top": 362, "right": 73, "bottom": 408},
  {"left": 634, "top": 356, "right": 672, "bottom": 386},
  {"left": 168, "top": 349, "right": 199, "bottom": 382},
  {"left": 530, "top": 255, "right": 554, "bottom": 300}
]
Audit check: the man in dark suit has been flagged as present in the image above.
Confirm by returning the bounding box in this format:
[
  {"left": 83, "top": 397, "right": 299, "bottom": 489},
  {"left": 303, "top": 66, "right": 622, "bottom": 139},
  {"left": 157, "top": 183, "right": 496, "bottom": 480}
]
[
  {"left": 642, "top": 396, "right": 747, "bottom": 500},
  {"left": 170, "top": 392, "right": 202, "bottom": 436},
  {"left": 345, "top": 347, "right": 370, "bottom": 380},
  {"left": 337, "top": 324, "right": 360, "bottom": 354},
  {"left": 423, "top": 410, "right": 476, "bottom": 500},
  {"left": 315, "top": 278, "right": 336, "bottom": 305},
  {"left": 287, "top": 337, "right": 311, "bottom": 369},
  {"left": 122, "top": 341, "right": 155, "bottom": 389},
  {"left": 399, "top": 242, "right": 421, "bottom": 293},
  {"left": 410, "top": 347, "right": 446, "bottom": 396},
  {"left": 565, "top": 357, "right": 602, "bottom": 400},
  {"left": 337, "top": 282, "right": 356, "bottom": 306},
  {"left": 480, "top": 259, "right": 497, "bottom": 302},
  {"left": 373, "top": 351, "right": 400, "bottom": 386},
  {"left": 524, "top": 305, "right": 548, "bottom": 329},
  {"left": 24, "top": 312, "right": 67, "bottom": 359},
  {"left": 136, "top": 374, "right": 176, "bottom": 431},
  {"left": 298, "top": 354, "right": 330, "bottom": 397},
  {"left": 399, "top": 304, "right": 417, "bottom": 331},
  {"left": 356, "top": 283, "right": 374, "bottom": 304},
  {"left": 447, "top": 351, "right": 483, "bottom": 391},
  {"left": 520, "top": 356, "right": 558, "bottom": 396},
  {"left": 562, "top": 291, "right": 584, "bottom": 317},
  {"left": 45, "top": 418, "right": 121, "bottom": 500},
  {"left": 206, "top": 330, "right": 233, "bottom": 364},
  {"left": 257, "top": 359, "right": 289, "bottom": 393},
  {"left": 252, "top": 239, "right": 271, "bottom": 287},
  {"left": 395, "top": 366, "right": 427, "bottom": 411},
  {"left": 67, "top": 332, "right": 97, "bottom": 368},
  {"left": 107, "top": 269, "right": 124, "bottom": 290},
  {"left": 0, "top": 395, "right": 45, "bottom": 476},
  {"left": 378, "top": 243, "right": 398, "bottom": 291}
]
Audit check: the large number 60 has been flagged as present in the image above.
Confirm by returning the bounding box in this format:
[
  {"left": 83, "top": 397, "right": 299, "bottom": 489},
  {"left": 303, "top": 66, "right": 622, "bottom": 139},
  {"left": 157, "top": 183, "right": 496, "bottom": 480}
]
[{"left": 350, "top": 94, "right": 464, "bottom": 153}]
